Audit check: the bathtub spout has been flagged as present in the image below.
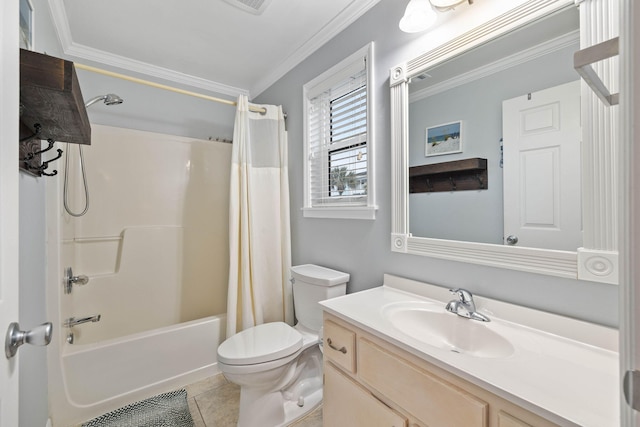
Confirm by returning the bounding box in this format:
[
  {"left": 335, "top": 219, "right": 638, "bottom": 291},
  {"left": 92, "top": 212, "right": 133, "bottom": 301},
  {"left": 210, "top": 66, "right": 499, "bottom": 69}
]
[{"left": 64, "top": 315, "right": 101, "bottom": 328}]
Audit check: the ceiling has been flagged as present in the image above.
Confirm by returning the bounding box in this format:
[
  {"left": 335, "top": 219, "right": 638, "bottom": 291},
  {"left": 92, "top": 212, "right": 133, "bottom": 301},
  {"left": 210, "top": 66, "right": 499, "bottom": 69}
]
[{"left": 50, "top": 0, "right": 381, "bottom": 99}]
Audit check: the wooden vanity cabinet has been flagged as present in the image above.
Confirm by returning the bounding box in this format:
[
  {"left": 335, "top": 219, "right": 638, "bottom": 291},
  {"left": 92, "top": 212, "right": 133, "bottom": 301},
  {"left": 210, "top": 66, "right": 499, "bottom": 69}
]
[
  {"left": 324, "top": 362, "right": 407, "bottom": 427},
  {"left": 322, "top": 313, "right": 560, "bottom": 427}
]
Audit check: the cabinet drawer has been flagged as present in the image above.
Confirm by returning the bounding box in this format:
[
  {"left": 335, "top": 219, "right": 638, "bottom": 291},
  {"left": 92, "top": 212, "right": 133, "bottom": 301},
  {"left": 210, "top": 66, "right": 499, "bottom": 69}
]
[
  {"left": 323, "top": 319, "right": 356, "bottom": 373},
  {"left": 324, "top": 362, "right": 407, "bottom": 427},
  {"left": 358, "top": 338, "right": 488, "bottom": 427}
]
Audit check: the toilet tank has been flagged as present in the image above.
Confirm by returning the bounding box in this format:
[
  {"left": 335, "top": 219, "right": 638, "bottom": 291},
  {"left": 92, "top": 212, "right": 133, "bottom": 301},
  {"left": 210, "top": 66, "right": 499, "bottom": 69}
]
[{"left": 291, "top": 264, "right": 349, "bottom": 332}]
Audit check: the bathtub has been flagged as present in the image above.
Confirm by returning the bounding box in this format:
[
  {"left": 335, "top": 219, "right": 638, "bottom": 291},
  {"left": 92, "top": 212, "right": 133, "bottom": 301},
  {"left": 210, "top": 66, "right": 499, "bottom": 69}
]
[
  {"left": 46, "top": 127, "right": 232, "bottom": 426},
  {"left": 48, "top": 314, "right": 225, "bottom": 427}
]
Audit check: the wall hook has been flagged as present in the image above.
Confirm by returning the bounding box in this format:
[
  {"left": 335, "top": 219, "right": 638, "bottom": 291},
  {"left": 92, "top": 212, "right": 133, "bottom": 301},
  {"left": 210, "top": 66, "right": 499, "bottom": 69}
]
[
  {"left": 449, "top": 176, "right": 457, "bottom": 191},
  {"left": 476, "top": 174, "right": 484, "bottom": 189},
  {"left": 19, "top": 123, "right": 42, "bottom": 143},
  {"left": 22, "top": 138, "right": 63, "bottom": 177},
  {"left": 21, "top": 138, "right": 54, "bottom": 161},
  {"left": 426, "top": 179, "right": 433, "bottom": 192},
  {"left": 39, "top": 148, "right": 63, "bottom": 175}
]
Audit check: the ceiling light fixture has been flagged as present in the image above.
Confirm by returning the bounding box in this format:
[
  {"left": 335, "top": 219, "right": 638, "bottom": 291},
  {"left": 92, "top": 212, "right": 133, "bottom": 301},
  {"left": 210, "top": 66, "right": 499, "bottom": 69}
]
[
  {"left": 399, "top": 0, "right": 474, "bottom": 33},
  {"left": 399, "top": 0, "right": 437, "bottom": 33},
  {"left": 429, "top": 0, "right": 473, "bottom": 12}
]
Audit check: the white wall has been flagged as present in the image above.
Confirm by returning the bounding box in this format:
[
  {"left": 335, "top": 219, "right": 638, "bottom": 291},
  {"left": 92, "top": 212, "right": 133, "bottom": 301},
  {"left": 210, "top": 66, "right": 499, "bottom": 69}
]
[{"left": 254, "top": 0, "right": 618, "bottom": 327}]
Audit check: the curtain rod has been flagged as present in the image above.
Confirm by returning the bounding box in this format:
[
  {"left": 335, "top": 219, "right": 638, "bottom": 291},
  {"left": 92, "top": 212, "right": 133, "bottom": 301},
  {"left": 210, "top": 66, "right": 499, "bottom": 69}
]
[{"left": 74, "top": 63, "right": 268, "bottom": 115}]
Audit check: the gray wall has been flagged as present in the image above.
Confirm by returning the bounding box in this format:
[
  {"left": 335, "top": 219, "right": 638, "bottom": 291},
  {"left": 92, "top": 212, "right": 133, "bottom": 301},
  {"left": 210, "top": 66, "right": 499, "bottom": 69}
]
[
  {"left": 255, "top": 0, "right": 618, "bottom": 327},
  {"left": 18, "top": 175, "right": 48, "bottom": 427},
  {"left": 408, "top": 45, "right": 578, "bottom": 243},
  {"left": 19, "top": 1, "right": 67, "bottom": 425}
]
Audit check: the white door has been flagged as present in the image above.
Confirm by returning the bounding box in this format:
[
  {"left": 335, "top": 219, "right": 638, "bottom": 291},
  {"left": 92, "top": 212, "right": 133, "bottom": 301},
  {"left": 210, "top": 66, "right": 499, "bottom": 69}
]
[
  {"left": 1, "top": 0, "right": 21, "bottom": 425},
  {"left": 502, "top": 80, "right": 582, "bottom": 251}
]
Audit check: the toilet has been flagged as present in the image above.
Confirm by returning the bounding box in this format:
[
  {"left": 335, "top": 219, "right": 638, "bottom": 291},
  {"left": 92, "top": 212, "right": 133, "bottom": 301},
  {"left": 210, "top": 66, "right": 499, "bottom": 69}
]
[{"left": 217, "top": 264, "right": 349, "bottom": 427}]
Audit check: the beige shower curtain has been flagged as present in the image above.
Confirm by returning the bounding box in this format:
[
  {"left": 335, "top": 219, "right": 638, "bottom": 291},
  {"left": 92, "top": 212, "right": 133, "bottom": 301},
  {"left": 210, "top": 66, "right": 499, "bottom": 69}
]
[{"left": 226, "top": 95, "right": 293, "bottom": 338}]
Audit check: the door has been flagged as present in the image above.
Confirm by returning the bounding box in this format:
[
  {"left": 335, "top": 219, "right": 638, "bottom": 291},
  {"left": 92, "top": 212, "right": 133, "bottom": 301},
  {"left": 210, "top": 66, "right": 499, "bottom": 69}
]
[
  {"left": 502, "top": 80, "right": 582, "bottom": 251},
  {"left": 1, "top": 0, "right": 21, "bottom": 425}
]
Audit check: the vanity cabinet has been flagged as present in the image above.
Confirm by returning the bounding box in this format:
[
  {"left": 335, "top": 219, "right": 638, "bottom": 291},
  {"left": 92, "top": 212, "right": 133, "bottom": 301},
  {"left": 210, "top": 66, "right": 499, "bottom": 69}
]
[{"left": 322, "top": 313, "right": 559, "bottom": 427}]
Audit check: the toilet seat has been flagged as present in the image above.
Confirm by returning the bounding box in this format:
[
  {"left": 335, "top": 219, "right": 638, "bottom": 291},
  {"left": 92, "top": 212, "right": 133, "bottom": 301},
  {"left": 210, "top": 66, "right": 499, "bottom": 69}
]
[{"left": 217, "top": 322, "right": 302, "bottom": 366}]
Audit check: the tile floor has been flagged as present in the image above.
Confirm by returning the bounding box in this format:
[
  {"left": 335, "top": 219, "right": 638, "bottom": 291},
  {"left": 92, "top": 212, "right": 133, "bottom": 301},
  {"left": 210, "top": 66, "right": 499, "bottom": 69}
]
[{"left": 185, "top": 374, "right": 323, "bottom": 427}]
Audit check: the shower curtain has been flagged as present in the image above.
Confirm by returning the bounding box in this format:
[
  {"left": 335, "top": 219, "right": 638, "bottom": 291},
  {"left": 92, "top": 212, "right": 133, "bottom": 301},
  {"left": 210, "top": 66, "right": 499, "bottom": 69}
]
[{"left": 226, "top": 95, "right": 293, "bottom": 337}]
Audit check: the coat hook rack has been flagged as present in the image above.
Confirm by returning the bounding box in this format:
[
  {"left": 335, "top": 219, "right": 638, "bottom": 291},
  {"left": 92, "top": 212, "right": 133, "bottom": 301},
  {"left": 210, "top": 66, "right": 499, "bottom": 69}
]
[
  {"left": 19, "top": 125, "right": 64, "bottom": 177},
  {"left": 19, "top": 49, "right": 92, "bottom": 177},
  {"left": 409, "top": 158, "right": 488, "bottom": 193}
]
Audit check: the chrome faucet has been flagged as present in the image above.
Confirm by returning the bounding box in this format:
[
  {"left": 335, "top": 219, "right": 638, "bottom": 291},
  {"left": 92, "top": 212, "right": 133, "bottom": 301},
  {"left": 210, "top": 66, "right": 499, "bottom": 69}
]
[
  {"left": 445, "top": 288, "right": 490, "bottom": 322},
  {"left": 63, "top": 314, "right": 101, "bottom": 328}
]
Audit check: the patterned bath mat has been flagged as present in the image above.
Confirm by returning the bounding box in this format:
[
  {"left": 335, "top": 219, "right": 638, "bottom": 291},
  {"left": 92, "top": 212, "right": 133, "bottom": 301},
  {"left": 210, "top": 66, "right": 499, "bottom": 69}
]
[{"left": 81, "top": 389, "right": 194, "bottom": 427}]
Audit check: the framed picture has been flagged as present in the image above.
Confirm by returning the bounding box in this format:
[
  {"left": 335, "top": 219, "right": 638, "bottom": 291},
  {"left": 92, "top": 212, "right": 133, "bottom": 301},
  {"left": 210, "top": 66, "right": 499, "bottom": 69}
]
[
  {"left": 19, "top": 0, "right": 34, "bottom": 50},
  {"left": 425, "top": 121, "right": 462, "bottom": 157}
]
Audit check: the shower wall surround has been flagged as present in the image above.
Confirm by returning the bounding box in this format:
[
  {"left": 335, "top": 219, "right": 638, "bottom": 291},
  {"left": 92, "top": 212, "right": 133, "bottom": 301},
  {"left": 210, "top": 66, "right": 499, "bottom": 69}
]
[{"left": 61, "top": 124, "right": 231, "bottom": 342}]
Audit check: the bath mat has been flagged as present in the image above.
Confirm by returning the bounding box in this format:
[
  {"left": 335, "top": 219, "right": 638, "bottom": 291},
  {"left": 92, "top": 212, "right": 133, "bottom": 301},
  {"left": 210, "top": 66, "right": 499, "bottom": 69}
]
[{"left": 81, "top": 389, "right": 194, "bottom": 427}]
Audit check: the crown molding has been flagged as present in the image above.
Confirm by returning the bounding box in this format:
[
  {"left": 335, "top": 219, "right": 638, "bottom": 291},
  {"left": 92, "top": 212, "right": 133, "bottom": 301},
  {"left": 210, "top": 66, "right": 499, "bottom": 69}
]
[
  {"left": 250, "top": 0, "right": 382, "bottom": 97},
  {"left": 47, "top": 0, "right": 73, "bottom": 49},
  {"left": 65, "top": 42, "right": 249, "bottom": 98},
  {"left": 47, "top": 0, "right": 246, "bottom": 97},
  {"left": 48, "top": 0, "right": 380, "bottom": 100},
  {"left": 409, "top": 29, "right": 580, "bottom": 103}
]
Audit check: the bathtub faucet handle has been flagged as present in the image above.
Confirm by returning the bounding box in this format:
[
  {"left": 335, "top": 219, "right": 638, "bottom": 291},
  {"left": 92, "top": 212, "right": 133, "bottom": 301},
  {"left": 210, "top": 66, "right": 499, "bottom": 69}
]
[
  {"left": 64, "top": 314, "right": 101, "bottom": 328},
  {"left": 64, "top": 267, "right": 90, "bottom": 294}
]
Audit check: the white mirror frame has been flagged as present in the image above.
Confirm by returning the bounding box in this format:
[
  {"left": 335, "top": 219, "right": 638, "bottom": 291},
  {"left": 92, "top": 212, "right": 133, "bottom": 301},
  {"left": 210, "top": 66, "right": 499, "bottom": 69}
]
[{"left": 390, "top": 0, "right": 620, "bottom": 284}]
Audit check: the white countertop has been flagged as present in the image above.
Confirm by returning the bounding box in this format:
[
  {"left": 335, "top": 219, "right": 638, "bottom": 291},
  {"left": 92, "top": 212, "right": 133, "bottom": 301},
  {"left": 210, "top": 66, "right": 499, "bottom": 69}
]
[{"left": 319, "top": 274, "right": 619, "bottom": 427}]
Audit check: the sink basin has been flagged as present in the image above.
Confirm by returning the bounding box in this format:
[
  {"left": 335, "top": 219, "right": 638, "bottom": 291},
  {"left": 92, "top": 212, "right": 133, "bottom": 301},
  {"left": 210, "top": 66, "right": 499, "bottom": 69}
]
[{"left": 382, "top": 302, "right": 515, "bottom": 358}]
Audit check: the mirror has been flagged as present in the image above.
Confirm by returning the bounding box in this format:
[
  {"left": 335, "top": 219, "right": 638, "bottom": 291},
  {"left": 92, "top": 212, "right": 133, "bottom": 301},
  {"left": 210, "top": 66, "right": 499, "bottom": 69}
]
[
  {"left": 407, "top": 6, "right": 579, "bottom": 250},
  {"left": 390, "top": 0, "right": 619, "bottom": 284}
]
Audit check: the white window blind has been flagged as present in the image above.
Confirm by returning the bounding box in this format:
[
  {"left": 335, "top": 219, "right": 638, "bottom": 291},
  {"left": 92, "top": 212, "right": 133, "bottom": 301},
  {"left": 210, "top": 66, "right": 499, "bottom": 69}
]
[{"left": 307, "top": 61, "right": 368, "bottom": 207}]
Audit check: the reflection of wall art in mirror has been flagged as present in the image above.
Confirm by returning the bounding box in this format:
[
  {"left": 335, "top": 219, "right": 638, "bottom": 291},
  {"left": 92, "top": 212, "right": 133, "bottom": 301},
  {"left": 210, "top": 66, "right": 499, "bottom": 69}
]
[{"left": 426, "top": 121, "right": 462, "bottom": 157}]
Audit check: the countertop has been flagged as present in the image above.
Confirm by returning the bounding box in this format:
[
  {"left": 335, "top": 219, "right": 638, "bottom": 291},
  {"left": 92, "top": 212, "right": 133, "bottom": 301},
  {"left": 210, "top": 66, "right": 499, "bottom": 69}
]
[{"left": 319, "top": 274, "right": 619, "bottom": 427}]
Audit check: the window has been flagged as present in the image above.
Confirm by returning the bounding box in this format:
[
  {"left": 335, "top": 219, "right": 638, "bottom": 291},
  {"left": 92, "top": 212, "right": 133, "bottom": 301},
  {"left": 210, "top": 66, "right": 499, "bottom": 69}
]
[{"left": 303, "top": 43, "right": 376, "bottom": 219}]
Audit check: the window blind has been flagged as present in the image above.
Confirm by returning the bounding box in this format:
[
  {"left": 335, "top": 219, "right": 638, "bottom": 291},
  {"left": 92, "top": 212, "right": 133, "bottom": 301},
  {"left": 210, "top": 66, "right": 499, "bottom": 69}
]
[{"left": 307, "top": 64, "right": 368, "bottom": 206}]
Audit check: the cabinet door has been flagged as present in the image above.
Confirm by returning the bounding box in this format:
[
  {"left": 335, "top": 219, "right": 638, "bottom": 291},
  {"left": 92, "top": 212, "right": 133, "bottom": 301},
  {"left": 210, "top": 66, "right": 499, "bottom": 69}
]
[
  {"left": 358, "top": 338, "right": 488, "bottom": 427},
  {"left": 497, "top": 411, "right": 533, "bottom": 427},
  {"left": 324, "top": 362, "right": 407, "bottom": 427}
]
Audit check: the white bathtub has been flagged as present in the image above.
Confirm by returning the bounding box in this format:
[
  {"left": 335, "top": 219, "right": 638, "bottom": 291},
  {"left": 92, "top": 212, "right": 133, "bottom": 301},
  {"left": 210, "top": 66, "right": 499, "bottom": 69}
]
[
  {"left": 48, "top": 315, "right": 225, "bottom": 427},
  {"left": 46, "top": 127, "right": 232, "bottom": 426}
]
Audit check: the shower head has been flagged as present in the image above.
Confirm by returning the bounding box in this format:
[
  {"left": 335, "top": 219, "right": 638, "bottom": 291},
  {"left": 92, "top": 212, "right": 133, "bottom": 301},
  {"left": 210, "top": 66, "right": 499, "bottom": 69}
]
[{"left": 84, "top": 94, "right": 124, "bottom": 108}]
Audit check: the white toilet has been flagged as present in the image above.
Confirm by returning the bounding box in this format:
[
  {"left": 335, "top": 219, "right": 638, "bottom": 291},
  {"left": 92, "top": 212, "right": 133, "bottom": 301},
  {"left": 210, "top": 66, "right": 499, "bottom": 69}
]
[{"left": 217, "top": 264, "right": 349, "bottom": 427}]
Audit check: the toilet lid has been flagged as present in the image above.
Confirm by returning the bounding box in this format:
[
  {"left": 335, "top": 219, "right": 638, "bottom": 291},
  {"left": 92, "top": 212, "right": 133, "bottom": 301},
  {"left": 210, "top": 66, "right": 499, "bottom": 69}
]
[{"left": 217, "top": 322, "right": 303, "bottom": 365}]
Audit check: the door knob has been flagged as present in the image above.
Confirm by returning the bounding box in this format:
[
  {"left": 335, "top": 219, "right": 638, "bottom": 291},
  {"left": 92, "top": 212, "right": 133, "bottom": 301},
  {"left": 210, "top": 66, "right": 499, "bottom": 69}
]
[
  {"left": 506, "top": 235, "right": 519, "bottom": 245},
  {"left": 5, "top": 322, "right": 52, "bottom": 359}
]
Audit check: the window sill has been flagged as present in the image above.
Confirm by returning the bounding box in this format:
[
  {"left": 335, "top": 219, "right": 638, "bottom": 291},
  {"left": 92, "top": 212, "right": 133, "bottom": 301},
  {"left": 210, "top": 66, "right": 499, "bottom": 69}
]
[{"left": 302, "top": 206, "right": 377, "bottom": 220}]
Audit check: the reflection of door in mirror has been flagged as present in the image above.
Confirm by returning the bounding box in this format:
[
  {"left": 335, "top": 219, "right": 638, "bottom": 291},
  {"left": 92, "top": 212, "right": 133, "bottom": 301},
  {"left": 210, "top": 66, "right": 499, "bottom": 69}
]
[
  {"left": 502, "top": 80, "right": 581, "bottom": 251},
  {"left": 407, "top": 6, "right": 580, "bottom": 250}
]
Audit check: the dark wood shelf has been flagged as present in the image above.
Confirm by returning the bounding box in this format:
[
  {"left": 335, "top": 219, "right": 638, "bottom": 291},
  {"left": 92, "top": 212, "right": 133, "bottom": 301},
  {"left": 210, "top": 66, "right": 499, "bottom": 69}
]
[
  {"left": 19, "top": 49, "right": 91, "bottom": 176},
  {"left": 20, "top": 49, "right": 91, "bottom": 145},
  {"left": 409, "top": 157, "right": 488, "bottom": 193}
]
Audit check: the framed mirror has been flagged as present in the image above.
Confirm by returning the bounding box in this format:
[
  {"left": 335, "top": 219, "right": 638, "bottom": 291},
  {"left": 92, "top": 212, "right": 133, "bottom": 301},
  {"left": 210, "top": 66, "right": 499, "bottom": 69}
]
[{"left": 390, "top": 0, "right": 619, "bottom": 284}]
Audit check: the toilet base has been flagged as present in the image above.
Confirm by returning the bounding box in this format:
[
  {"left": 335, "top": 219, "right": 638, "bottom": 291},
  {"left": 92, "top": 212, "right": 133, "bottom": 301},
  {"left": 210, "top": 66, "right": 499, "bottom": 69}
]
[
  {"left": 279, "top": 387, "right": 322, "bottom": 427},
  {"left": 234, "top": 346, "right": 324, "bottom": 427},
  {"left": 236, "top": 386, "right": 323, "bottom": 427}
]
